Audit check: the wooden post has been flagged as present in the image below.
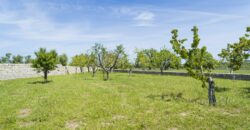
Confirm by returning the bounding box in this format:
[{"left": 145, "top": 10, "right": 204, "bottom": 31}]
[{"left": 208, "top": 77, "right": 216, "bottom": 106}]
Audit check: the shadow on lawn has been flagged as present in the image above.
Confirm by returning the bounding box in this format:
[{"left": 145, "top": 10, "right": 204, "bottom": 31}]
[
  {"left": 215, "top": 87, "right": 230, "bottom": 92},
  {"left": 241, "top": 87, "right": 250, "bottom": 98},
  {"left": 28, "top": 80, "right": 52, "bottom": 84},
  {"left": 147, "top": 92, "right": 186, "bottom": 102},
  {"left": 147, "top": 92, "right": 206, "bottom": 105}
]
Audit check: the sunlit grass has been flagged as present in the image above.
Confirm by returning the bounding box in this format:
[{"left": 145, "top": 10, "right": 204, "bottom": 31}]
[{"left": 0, "top": 72, "right": 249, "bottom": 129}]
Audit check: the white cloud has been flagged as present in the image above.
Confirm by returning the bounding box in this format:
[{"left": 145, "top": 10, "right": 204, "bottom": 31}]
[
  {"left": 0, "top": 2, "right": 119, "bottom": 42},
  {"left": 134, "top": 11, "right": 155, "bottom": 21},
  {"left": 112, "top": 7, "right": 156, "bottom": 27},
  {"left": 134, "top": 11, "right": 155, "bottom": 27}
]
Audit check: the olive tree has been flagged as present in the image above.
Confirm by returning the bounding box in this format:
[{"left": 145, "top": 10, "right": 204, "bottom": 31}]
[
  {"left": 170, "top": 26, "right": 217, "bottom": 106},
  {"left": 32, "top": 48, "right": 58, "bottom": 82}
]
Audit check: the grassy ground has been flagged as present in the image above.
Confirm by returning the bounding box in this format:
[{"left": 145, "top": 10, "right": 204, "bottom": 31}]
[{"left": 0, "top": 72, "right": 249, "bottom": 129}]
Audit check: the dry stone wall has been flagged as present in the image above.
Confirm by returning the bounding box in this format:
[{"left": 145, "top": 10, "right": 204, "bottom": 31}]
[
  {"left": 0, "top": 64, "right": 85, "bottom": 80},
  {"left": 114, "top": 69, "right": 250, "bottom": 81}
]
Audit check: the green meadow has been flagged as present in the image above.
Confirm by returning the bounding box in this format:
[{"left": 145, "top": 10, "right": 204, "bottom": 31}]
[{"left": 0, "top": 72, "right": 249, "bottom": 129}]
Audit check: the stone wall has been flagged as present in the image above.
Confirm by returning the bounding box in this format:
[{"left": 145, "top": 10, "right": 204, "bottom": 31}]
[
  {"left": 0, "top": 64, "right": 84, "bottom": 80},
  {"left": 114, "top": 70, "right": 250, "bottom": 81}
]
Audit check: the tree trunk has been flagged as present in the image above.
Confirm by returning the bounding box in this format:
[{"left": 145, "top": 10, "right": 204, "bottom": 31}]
[
  {"left": 128, "top": 69, "right": 132, "bottom": 77},
  {"left": 208, "top": 77, "right": 216, "bottom": 106},
  {"left": 109, "top": 68, "right": 112, "bottom": 73},
  {"left": 80, "top": 67, "right": 84, "bottom": 73},
  {"left": 92, "top": 68, "right": 96, "bottom": 77},
  {"left": 102, "top": 70, "right": 105, "bottom": 79},
  {"left": 65, "top": 66, "right": 69, "bottom": 74},
  {"left": 102, "top": 70, "right": 109, "bottom": 80},
  {"left": 44, "top": 70, "right": 48, "bottom": 82},
  {"left": 160, "top": 67, "right": 163, "bottom": 75},
  {"left": 87, "top": 66, "right": 90, "bottom": 72},
  {"left": 105, "top": 71, "right": 109, "bottom": 80}
]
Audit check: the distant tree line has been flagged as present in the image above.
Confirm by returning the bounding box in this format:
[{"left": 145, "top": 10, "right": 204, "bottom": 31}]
[{"left": 0, "top": 53, "right": 32, "bottom": 64}]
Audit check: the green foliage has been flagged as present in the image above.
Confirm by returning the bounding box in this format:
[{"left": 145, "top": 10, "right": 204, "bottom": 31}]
[
  {"left": 0, "top": 54, "right": 33, "bottom": 64},
  {"left": 12, "top": 55, "right": 24, "bottom": 64},
  {"left": 24, "top": 55, "right": 32, "bottom": 64},
  {"left": 135, "top": 48, "right": 158, "bottom": 70},
  {"left": 58, "top": 54, "right": 68, "bottom": 66},
  {"left": 70, "top": 54, "right": 86, "bottom": 67},
  {"left": 116, "top": 53, "right": 133, "bottom": 70},
  {"left": 135, "top": 48, "right": 181, "bottom": 71},
  {"left": 218, "top": 26, "right": 250, "bottom": 73},
  {"left": 156, "top": 48, "right": 181, "bottom": 71},
  {"left": 94, "top": 43, "right": 126, "bottom": 71},
  {"left": 85, "top": 50, "right": 98, "bottom": 67},
  {"left": 1, "top": 53, "right": 12, "bottom": 63},
  {"left": 170, "top": 26, "right": 217, "bottom": 87},
  {"left": 93, "top": 43, "right": 126, "bottom": 80},
  {"left": 32, "top": 48, "right": 58, "bottom": 81},
  {"left": 135, "top": 49, "right": 149, "bottom": 69}
]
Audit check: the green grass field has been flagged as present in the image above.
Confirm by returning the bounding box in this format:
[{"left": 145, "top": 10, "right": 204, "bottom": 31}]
[{"left": 0, "top": 73, "right": 249, "bottom": 129}]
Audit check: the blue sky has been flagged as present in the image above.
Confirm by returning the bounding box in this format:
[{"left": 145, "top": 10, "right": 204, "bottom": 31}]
[{"left": 0, "top": 0, "right": 250, "bottom": 60}]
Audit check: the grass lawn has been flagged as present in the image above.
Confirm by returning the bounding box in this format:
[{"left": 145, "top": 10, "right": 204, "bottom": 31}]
[{"left": 0, "top": 72, "right": 249, "bottom": 129}]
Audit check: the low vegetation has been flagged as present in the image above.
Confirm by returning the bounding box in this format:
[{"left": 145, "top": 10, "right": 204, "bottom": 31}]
[{"left": 0, "top": 73, "right": 249, "bottom": 129}]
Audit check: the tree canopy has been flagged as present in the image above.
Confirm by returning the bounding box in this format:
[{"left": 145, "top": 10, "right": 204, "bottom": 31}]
[
  {"left": 218, "top": 27, "right": 250, "bottom": 73},
  {"left": 32, "top": 48, "right": 58, "bottom": 82},
  {"left": 93, "top": 43, "right": 126, "bottom": 80},
  {"left": 170, "top": 26, "right": 217, "bottom": 105}
]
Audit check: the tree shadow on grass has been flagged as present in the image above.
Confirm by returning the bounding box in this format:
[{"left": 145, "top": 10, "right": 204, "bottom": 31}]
[
  {"left": 241, "top": 87, "right": 250, "bottom": 98},
  {"left": 27, "top": 80, "right": 52, "bottom": 84},
  {"left": 242, "top": 87, "right": 250, "bottom": 93},
  {"left": 215, "top": 87, "right": 230, "bottom": 92},
  {"left": 147, "top": 92, "right": 206, "bottom": 105},
  {"left": 147, "top": 92, "right": 184, "bottom": 102}
]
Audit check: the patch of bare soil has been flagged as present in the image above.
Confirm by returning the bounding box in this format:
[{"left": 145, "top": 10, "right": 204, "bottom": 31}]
[
  {"left": 169, "top": 128, "right": 178, "bottom": 130},
  {"left": 101, "top": 122, "right": 113, "bottom": 127},
  {"left": 179, "top": 112, "right": 189, "bottom": 117},
  {"left": 18, "top": 108, "right": 32, "bottom": 118},
  {"left": 112, "top": 115, "right": 126, "bottom": 121},
  {"left": 19, "top": 121, "right": 33, "bottom": 127},
  {"left": 66, "top": 120, "right": 80, "bottom": 130}
]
